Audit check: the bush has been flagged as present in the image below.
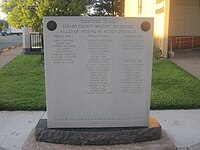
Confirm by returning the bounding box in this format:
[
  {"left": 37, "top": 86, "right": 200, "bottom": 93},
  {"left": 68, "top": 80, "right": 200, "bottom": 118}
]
[{"left": 153, "top": 36, "right": 162, "bottom": 60}]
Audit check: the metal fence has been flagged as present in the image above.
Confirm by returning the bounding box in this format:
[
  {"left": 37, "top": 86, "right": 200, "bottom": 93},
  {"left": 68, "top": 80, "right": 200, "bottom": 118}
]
[{"left": 30, "top": 32, "right": 43, "bottom": 52}]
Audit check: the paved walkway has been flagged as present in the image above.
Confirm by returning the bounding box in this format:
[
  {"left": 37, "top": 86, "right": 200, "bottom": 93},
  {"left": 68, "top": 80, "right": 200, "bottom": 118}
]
[
  {"left": 0, "top": 46, "right": 23, "bottom": 150},
  {"left": 170, "top": 50, "right": 200, "bottom": 150},
  {"left": 0, "top": 46, "right": 22, "bottom": 69},
  {"left": 171, "top": 50, "right": 200, "bottom": 80}
]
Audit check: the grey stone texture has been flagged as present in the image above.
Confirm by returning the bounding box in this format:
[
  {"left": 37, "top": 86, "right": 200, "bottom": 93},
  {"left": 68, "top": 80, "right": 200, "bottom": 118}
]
[
  {"left": 44, "top": 17, "right": 153, "bottom": 128},
  {"left": 188, "top": 142, "right": 200, "bottom": 150},
  {"left": 22, "top": 128, "right": 176, "bottom": 150},
  {"left": 35, "top": 118, "right": 161, "bottom": 145},
  {"left": 0, "top": 147, "right": 8, "bottom": 150}
]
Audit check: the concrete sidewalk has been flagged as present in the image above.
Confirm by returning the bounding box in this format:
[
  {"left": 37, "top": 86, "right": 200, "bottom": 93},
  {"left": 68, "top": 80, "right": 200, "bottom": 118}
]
[
  {"left": 1, "top": 110, "right": 200, "bottom": 150},
  {"left": 0, "top": 46, "right": 22, "bottom": 69},
  {"left": 171, "top": 50, "right": 200, "bottom": 80}
]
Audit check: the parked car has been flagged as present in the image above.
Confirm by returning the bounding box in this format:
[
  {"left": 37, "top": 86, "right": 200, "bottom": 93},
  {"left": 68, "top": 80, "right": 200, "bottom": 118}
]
[{"left": 1, "top": 31, "right": 7, "bottom": 36}]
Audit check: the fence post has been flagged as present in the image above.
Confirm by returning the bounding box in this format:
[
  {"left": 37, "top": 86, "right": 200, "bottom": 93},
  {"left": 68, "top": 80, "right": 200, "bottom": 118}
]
[{"left": 22, "top": 27, "right": 32, "bottom": 54}]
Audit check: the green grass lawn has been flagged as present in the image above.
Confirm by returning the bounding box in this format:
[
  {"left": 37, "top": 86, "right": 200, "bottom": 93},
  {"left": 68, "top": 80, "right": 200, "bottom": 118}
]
[
  {"left": 0, "top": 55, "right": 200, "bottom": 110},
  {"left": 0, "top": 56, "right": 45, "bottom": 110},
  {"left": 151, "top": 60, "right": 200, "bottom": 109}
]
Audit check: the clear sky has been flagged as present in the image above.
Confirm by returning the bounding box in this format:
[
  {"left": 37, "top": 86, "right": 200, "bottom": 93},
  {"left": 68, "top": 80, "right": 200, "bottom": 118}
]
[{"left": 0, "top": 0, "right": 7, "bottom": 19}]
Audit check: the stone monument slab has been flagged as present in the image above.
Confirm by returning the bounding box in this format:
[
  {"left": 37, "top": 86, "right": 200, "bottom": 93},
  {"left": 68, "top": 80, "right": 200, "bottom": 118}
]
[{"left": 44, "top": 17, "right": 154, "bottom": 128}]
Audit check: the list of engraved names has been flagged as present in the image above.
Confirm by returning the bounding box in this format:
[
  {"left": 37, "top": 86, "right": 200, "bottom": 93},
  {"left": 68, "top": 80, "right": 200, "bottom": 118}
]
[{"left": 49, "top": 18, "right": 145, "bottom": 95}]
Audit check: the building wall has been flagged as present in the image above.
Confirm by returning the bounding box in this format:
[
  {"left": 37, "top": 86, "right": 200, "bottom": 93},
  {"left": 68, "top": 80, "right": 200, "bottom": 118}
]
[
  {"left": 125, "top": 0, "right": 155, "bottom": 17},
  {"left": 168, "top": 0, "right": 200, "bottom": 50},
  {"left": 125, "top": 0, "right": 139, "bottom": 17},
  {"left": 169, "top": 0, "right": 200, "bottom": 36},
  {"left": 154, "top": 0, "right": 170, "bottom": 57},
  {"left": 124, "top": 0, "right": 170, "bottom": 57},
  {"left": 140, "top": 0, "right": 155, "bottom": 17},
  {"left": 125, "top": 0, "right": 200, "bottom": 55}
]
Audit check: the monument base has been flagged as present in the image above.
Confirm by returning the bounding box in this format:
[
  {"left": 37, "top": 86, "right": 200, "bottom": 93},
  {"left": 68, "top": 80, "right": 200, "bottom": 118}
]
[
  {"left": 35, "top": 118, "right": 162, "bottom": 145},
  {"left": 22, "top": 129, "right": 176, "bottom": 150}
]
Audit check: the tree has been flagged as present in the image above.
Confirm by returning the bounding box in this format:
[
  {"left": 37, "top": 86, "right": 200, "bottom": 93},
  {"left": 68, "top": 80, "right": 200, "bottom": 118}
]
[
  {"left": 90, "top": 0, "right": 124, "bottom": 16},
  {"left": 0, "top": 0, "right": 89, "bottom": 31},
  {"left": 2, "top": 23, "right": 7, "bottom": 31},
  {"left": 0, "top": 19, "right": 8, "bottom": 31},
  {"left": 1, "top": 0, "right": 36, "bottom": 29}
]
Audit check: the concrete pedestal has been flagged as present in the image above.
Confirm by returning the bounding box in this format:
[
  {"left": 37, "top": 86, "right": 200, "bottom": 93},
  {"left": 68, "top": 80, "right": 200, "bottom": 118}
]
[
  {"left": 22, "top": 129, "right": 176, "bottom": 150},
  {"left": 34, "top": 118, "right": 162, "bottom": 145}
]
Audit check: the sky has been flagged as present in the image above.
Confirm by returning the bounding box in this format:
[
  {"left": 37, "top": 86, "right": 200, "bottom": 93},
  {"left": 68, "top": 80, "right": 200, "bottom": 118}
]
[{"left": 0, "top": 0, "right": 7, "bottom": 19}]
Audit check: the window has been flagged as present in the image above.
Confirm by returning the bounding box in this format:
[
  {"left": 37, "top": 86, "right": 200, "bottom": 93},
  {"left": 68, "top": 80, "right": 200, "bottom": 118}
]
[{"left": 138, "top": 0, "right": 142, "bottom": 15}]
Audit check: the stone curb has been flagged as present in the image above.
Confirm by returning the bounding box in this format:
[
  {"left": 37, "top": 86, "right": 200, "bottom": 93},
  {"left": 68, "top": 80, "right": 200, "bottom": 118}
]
[
  {"left": 1, "top": 48, "right": 10, "bottom": 53},
  {"left": 1, "top": 43, "right": 22, "bottom": 53}
]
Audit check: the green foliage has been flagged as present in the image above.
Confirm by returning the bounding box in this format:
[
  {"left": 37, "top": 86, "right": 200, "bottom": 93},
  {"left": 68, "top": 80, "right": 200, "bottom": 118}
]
[
  {"left": 2, "top": 23, "right": 7, "bottom": 31},
  {"left": 0, "top": 0, "right": 88, "bottom": 31},
  {"left": 153, "top": 36, "right": 162, "bottom": 60},
  {"left": 0, "top": 19, "right": 8, "bottom": 31},
  {"left": 36, "top": 0, "right": 88, "bottom": 30},
  {"left": 153, "top": 44, "right": 162, "bottom": 60},
  {"left": 90, "top": 0, "right": 124, "bottom": 16}
]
